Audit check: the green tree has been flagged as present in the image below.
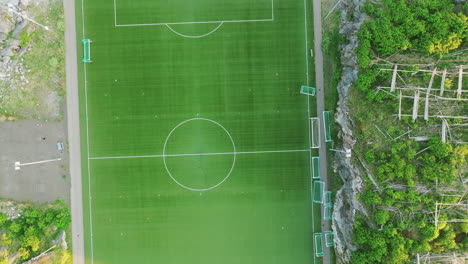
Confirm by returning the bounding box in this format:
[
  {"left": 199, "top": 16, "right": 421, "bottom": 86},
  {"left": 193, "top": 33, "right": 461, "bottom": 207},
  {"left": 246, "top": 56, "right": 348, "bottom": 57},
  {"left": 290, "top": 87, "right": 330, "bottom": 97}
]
[
  {"left": 18, "top": 247, "right": 30, "bottom": 260},
  {"left": 22, "top": 234, "right": 40, "bottom": 252},
  {"left": 0, "top": 213, "right": 7, "bottom": 227},
  {"left": 9, "top": 221, "right": 22, "bottom": 234},
  {"left": 375, "top": 210, "right": 391, "bottom": 225},
  {"left": 0, "top": 233, "right": 12, "bottom": 246},
  {"left": 361, "top": 190, "right": 382, "bottom": 205},
  {"left": 365, "top": 149, "right": 376, "bottom": 163},
  {"left": 420, "top": 225, "right": 439, "bottom": 242},
  {"left": 460, "top": 222, "right": 468, "bottom": 233},
  {"left": 52, "top": 208, "right": 71, "bottom": 230}
]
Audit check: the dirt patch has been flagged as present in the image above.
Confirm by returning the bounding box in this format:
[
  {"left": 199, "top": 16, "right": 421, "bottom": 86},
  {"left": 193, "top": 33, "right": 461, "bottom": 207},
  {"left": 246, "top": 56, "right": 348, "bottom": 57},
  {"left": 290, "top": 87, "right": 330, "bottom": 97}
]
[{"left": 0, "top": 119, "right": 69, "bottom": 203}]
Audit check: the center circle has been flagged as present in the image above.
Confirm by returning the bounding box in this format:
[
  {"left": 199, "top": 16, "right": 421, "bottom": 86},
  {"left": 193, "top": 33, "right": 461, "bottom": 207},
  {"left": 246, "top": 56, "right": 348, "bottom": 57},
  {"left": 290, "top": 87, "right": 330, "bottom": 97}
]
[{"left": 163, "top": 118, "right": 236, "bottom": 191}]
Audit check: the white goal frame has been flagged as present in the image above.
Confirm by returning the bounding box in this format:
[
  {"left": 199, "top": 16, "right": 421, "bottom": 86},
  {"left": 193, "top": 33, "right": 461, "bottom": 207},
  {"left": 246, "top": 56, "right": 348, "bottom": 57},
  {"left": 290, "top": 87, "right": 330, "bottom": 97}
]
[{"left": 310, "top": 117, "right": 320, "bottom": 148}]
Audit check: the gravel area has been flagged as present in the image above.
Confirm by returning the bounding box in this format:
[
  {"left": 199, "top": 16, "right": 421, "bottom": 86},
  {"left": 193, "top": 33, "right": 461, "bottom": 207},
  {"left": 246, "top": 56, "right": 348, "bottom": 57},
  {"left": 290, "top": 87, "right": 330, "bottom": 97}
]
[{"left": 0, "top": 119, "right": 70, "bottom": 203}]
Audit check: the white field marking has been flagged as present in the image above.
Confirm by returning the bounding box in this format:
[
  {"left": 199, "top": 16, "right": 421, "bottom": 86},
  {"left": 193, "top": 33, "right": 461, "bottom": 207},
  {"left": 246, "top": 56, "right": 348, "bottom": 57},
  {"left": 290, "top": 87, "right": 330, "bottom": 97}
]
[
  {"left": 165, "top": 22, "right": 224, "bottom": 38},
  {"left": 162, "top": 118, "right": 237, "bottom": 192},
  {"left": 89, "top": 149, "right": 310, "bottom": 160},
  {"left": 116, "top": 19, "right": 273, "bottom": 27},
  {"left": 80, "top": 0, "right": 94, "bottom": 262},
  {"left": 271, "top": 0, "right": 275, "bottom": 21},
  {"left": 113, "top": 0, "right": 117, "bottom": 26},
  {"left": 114, "top": 0, "right": 274, "bottom": 27}
]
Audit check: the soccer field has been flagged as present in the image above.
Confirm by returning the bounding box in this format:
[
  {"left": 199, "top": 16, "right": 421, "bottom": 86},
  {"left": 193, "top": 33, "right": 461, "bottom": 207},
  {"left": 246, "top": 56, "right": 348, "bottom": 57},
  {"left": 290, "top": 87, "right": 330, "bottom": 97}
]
[{"left": 76, "top": 0, "right": 318, "bottom": 263}]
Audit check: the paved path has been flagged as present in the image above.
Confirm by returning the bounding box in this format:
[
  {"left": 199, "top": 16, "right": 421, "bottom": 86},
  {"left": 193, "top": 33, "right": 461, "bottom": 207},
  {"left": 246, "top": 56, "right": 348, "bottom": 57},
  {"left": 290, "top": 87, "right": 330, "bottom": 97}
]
[
  {"left": 312, "top": 0, "right": 331, "bottom": 263},
  {"left": 63, "top": 0, "right": 85, "bottom": 263}
]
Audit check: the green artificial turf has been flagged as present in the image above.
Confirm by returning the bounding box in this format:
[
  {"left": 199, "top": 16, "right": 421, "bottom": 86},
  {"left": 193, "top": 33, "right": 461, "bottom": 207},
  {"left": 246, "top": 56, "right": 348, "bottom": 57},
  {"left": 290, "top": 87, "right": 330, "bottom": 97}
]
[
  {"left": 76, "top": 0, "right": 319, "bottom": 263},
  {"left": 115, "top": 0, "right": 273, "bottom": 25}
]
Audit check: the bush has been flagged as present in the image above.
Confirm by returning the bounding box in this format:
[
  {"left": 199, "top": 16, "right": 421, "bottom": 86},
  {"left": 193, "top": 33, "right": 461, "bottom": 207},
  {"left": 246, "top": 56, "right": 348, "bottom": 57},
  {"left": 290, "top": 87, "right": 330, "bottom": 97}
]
[
  {"left": 0, "top": 201, "right": 71, "bottom": 262},
  {"left": 0, "top": 213, "right": 7, "bottom": 227},
  {"left": 375, "top": 210, "right": 390, "bottom": 225},
  {"left": 361, "top": 190, "right": 382, "bottom": 205}
]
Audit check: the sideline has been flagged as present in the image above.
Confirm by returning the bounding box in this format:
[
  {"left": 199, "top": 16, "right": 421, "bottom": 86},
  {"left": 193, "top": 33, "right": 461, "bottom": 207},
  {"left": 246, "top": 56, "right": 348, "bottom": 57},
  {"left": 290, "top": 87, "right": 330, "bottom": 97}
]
[{"left": 63, "top": 0, "right": 85, "bottom": 263}]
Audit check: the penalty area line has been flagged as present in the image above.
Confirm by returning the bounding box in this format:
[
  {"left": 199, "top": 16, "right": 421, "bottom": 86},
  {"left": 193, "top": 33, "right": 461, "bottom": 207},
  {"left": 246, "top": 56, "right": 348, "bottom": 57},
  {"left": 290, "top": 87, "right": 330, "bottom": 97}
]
[
  {"left": 89, "top": 149, "right": 310, "bottom": 160},
  {"left": 115, "top": 18, "right": 274, "bottom": 27}
]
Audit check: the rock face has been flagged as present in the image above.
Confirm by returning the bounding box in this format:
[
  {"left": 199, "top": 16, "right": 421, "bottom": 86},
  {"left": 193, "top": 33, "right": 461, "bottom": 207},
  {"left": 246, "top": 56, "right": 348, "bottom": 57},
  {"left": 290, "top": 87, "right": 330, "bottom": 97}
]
[
  {"left": 52, "top": 230, "right": 68, "bottom": 250},
  {"left": 0, "top": 200, "right": 23, "bottom": 220},
  {"left": 331, "top": 0, "right": 369, "bottom": 263},
  {"left": 0, "top": 0, "right": 30, "bottom": 60}
]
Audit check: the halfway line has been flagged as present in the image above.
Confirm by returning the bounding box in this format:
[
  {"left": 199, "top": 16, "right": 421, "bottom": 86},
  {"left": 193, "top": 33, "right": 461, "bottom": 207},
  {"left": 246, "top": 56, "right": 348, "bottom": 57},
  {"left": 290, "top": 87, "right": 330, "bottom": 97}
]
[{"left": 89, "top": 149, "right": 309, "bottom": 160}]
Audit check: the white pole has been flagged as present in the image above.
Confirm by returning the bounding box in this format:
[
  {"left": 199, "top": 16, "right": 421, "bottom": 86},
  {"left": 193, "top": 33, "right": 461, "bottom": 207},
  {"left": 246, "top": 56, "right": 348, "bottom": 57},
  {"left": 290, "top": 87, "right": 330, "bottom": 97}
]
[
  {"left": 28, "top": 245, "right": 56, "bottom": 261},
  {"left": 324, "top": 0, "right": 343, "bottom": 19},
  {"left": 7, "top": 4, "right": 50, "bottom": 31},
  {"left": 329, "top": 148, "right": 351, "bottom": 158},
  {"left": 15, "top": 158, "right": 61, "bottom": 170}
]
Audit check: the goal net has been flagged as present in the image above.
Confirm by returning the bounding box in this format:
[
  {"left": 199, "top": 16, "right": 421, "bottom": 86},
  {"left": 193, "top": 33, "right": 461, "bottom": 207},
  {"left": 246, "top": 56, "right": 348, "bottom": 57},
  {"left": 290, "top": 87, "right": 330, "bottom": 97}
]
[
  {"left": 323, "top": 111, "right": 332, "bottom": 142},
  {"left": 310, "top": 118, "right": 320, "bottom": 148},
  {"left": 324, "top": 204, "right": 332, "bottom": 220},
  {"left": 312, "top": 157, "right": 320, "bottom": 179},
  {"left": 82, "top": 39, "right": 92, "bottom": 63},
  {"left": 324, "top": 231, "right": 334, "bottom": 247},
  {"left": 314, "top": 233, "right": 324, "bottom": 257},
  {"left": 300, "top": 85, "right": 316, "bottom": 96},
  {"left": 313, "top": 180, "right": 325, "bottom": 203}
]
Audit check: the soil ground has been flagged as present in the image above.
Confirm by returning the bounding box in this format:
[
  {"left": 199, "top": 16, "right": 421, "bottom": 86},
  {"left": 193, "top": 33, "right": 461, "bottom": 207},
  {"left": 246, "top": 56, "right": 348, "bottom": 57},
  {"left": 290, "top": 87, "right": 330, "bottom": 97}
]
[{"left": 0, "top": 119, "right": 70, "bottom": 203}]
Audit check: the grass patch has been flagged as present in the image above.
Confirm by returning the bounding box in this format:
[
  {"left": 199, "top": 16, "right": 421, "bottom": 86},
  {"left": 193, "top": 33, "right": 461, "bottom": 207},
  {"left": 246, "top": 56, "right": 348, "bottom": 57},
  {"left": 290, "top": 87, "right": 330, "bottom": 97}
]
[{"left": 0, "top": 0, "right": 65, "bottom": 119}]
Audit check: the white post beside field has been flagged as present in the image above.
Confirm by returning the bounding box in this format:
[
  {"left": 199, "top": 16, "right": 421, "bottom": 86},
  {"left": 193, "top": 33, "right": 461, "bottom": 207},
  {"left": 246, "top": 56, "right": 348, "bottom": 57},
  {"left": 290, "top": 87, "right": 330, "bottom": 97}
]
[
  {"left": 14, "top": 158, "right": 62, "bottom": 170},
  {"left": 7, "top": 3, "right": 51, "bottom": 31}
]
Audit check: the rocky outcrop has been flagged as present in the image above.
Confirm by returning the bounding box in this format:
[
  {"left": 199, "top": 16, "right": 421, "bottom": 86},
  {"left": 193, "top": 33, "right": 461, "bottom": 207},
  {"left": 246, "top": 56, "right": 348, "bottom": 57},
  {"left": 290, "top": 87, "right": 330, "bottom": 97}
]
[
  {"left": 331, "top": 0, "right": 369, "bottom": 263},
  {"left": 0, "top": 200, "right": 22, "bottom": 220},
  {"left": 51, "top": 230, "right": 67, "bottom": 250},
  {"left": 0, "top": 1, "right": 28, "bottom": 60}
]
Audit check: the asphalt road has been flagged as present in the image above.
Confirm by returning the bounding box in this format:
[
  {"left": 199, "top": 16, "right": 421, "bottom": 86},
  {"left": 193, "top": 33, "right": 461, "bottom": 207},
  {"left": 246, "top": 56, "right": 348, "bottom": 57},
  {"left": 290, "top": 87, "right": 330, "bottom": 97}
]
[
  {"left": 63, "top": 0, "right": 85, "bottom": 263},
  {"left": 312, "top": 0, "right": 332, "bottom": 263}
]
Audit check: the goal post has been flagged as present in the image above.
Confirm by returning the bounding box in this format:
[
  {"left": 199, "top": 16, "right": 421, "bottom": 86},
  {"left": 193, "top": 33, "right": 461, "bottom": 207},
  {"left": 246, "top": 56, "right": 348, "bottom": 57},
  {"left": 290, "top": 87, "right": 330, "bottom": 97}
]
[
  {"left": 323, "top": 111, "right": 332, "bottom": 142},
  {"left": 313, "top": 180, "right": 325, "bottom": 203},
  {"left": 324, "top": 191, "right": 333, "bottom": 220},
  {"left": 312, "top": 157, "right": 320, "bottom": 179},
  {"left": 324, "top": 191, "right": 332, "bottom": 206},
  {"left": 300, "top": 85, "right": 316, "bottom": 96},
  {"left": 310, "top": 118, "right": 320, "bottom": 148},
  {"left": 324, "top": 231, "right": 334, "bottom": 247},
  {"left": 314, "top": 233, "right": 324, "bottom": 257},
  {"left": 324, "top": 204, "right": 332, "bottom": 220},
  {"left": 82, "top": 39, "right": 92, "bottom": 63}
]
